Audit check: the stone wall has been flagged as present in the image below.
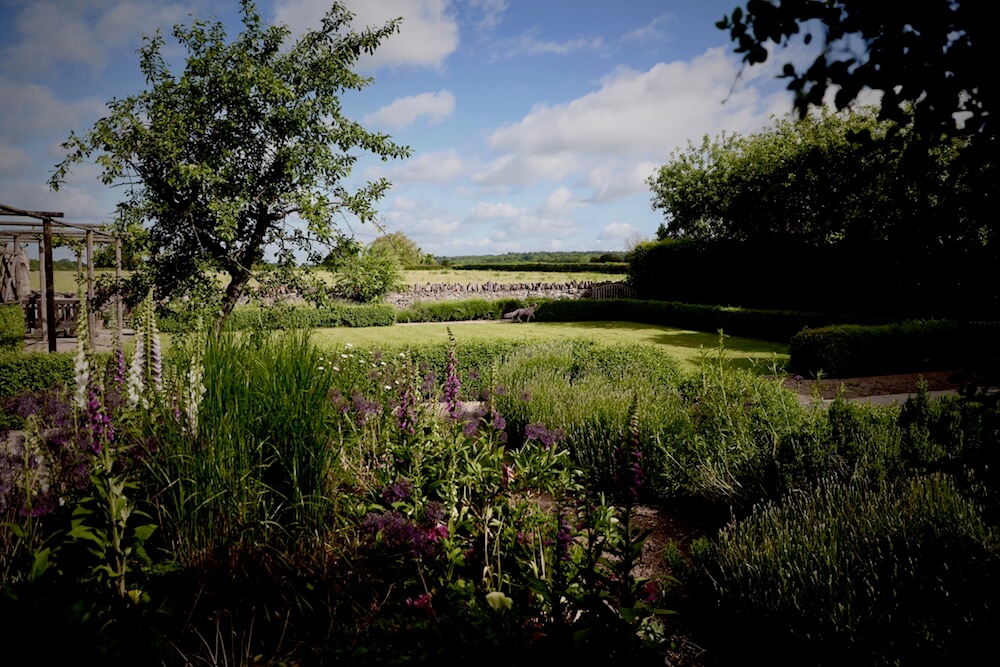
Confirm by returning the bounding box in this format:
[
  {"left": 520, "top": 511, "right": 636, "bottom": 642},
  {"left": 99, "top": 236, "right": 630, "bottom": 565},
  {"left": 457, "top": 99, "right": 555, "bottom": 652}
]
[{"left": 385, "top": 280, "right": 599, "bottom": 309}]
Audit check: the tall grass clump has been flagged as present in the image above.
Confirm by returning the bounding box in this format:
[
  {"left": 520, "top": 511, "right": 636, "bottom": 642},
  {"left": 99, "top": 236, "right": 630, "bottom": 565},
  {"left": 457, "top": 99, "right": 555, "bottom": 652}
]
[
  {"left": 489, "top": 339, "right": 689, "bottom": 498},
  {"left": 141, "top": 328, "right": 343, "bottom": 566},
  {"left": 690, "top": 473, "right": 1000, "bottom": 665},
  {"left": 661, "top": 342, "right": 807, "bottom": 507}
]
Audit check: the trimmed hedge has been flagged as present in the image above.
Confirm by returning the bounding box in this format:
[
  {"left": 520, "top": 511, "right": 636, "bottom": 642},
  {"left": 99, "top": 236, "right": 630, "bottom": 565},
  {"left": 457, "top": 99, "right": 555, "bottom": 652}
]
[
  {"left": 0, "top": 350, "right": 75, "bottom": 397},
  {"left": 158, "top": 303, "right": 396, "bottom": 333},
  {"left": 395, "top": 298, "right": 528, "bottom": 323},
  {"left": 789, "top": 320, "right": 969, "bottom": 376},
  {"left": 628, "top": 237, "right": 1000, "bottom": 319},
  {"left": 535, "top": 298, "right": 886, "bottom": 343},
  {"left": 0, "top": 303, "right": 25, "bottom": 351}
]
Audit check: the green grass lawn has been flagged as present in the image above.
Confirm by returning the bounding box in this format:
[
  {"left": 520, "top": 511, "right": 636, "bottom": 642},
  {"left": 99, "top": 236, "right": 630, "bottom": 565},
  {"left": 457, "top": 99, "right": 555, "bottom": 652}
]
[{"left": 309, "top": 320, "right": 788, "bottom": 376}]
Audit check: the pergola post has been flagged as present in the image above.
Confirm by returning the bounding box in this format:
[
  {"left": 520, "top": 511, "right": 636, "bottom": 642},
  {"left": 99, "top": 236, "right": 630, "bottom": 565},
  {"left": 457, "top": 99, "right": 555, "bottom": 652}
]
[
  {"left": 42, "top": 218, "right": 56, "bottom": 352},
  {"left": 115, "top": 238, "right": 123, "bottom": 334},
  {"left": 37, "top": 231, "right": 47, "bottom": 343},
  {"left": 86, "top": 229, "right": 95, "bottom": 343}
]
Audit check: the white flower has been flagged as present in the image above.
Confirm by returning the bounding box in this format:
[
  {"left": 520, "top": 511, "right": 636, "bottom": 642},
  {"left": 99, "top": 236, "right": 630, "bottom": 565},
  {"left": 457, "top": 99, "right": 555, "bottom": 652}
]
[
  {"left": 332, "top": 366, "right": 340, "bottom": 372},
  {"left": 380, "top": 361, "right": 387, "bottom": 366},
  {"left": 345, "top": 343, "right": 354, "bottom": 349},
  {"left": 398, "top": 352, "right": 406, "bottom": 358},
  {"left": 384, "top": 385, "right": 392, "bottom": 391},
  {"left": 341, "top": 353, "right": 348, "bottom": 359},
  {"left": 317, "top": 366, "right": 325, "bottom": 371}
]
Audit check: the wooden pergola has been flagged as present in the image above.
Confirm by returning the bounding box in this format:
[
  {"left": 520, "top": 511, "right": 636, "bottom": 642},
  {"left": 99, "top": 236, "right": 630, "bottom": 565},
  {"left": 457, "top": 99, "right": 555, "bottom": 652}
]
[{"left": 0, "top": 203, "right": 123, "bottom": 352}]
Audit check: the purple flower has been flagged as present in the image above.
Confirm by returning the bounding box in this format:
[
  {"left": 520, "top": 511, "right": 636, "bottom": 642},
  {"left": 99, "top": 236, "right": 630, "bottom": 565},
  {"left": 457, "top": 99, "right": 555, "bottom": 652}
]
[
  {"left": 556, "top": 510, "right": 573, "bottom": 562},
  {"left": 524, "top": 422, "right": 565, "bottom": 448},
  {"left": 382, "top": 479, "right": 413, "bottom": 505},
  {"left": 351, "top": 392, "right": 382, "bottom": 426},
  {"left": 443, "top": 331, "right": 461, "bottom": 420}
]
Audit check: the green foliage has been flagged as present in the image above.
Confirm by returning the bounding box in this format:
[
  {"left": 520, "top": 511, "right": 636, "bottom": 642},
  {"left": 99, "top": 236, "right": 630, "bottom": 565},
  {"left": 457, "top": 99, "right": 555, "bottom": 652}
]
[
  {"left": 0, "top": 304, "right": 25, "bottom": 351},
  {"left": 395, "top": 298, "right": 527, "bottom": 323},
  {"left": 0, "top": 351, "right": 75, "bottom": 396},
  {"left": 692, "top": 474, "right": 999, "bottom": 664},
  {"left": 789, "top": 320, "right": 964, "bottom": 377},
  {"left": 157, "top": 302, "right": 396, "bottom": 332},
  {"left": 626, "top": 236, "right": 996, "bottom": 319},
  {"left": 333, "top": 244, "right": 405, "bottom": 303},
  {"left": 719, "top": 1, "right": 992, "bottom": 141},
  {"left": 369, "top": 231, "right": 434, "bottom": 266},
  {"left": 539, "top": 296, "right": 882, "bottom": 342},
  {"left": 649, "top": 107, "right": 904, "bottom": 244},
  {"left": 51, "top": 0, "right": 411, "bottom": 324}
]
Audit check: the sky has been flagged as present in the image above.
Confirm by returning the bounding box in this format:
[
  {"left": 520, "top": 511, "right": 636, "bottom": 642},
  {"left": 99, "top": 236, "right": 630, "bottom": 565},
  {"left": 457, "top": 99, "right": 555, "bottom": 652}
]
[{"left": 0, "top": 0, "right": 812, "bottom": 259}]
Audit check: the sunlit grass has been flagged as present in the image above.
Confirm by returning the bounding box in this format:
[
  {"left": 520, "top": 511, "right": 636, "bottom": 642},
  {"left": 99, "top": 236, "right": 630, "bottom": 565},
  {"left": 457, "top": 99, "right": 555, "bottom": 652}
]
[{"left": 309, "top": 320, "right": 789, "bottom": 376}]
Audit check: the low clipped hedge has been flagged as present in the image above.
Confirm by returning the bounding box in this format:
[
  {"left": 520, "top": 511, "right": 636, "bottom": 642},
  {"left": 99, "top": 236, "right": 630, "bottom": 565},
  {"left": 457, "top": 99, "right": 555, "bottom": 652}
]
[
  {"left": 396, "top": 298, "right": 528, "bottom": 323},
  {"left": 0, "top": 304, "right": 25, "bottom": 351},
  {"left": 535, "top": 298, "right": 885, "bottom": 342},
  {"left": 0, "top": 350, "right": 75, "bottom": 397},
  {"left": 158, "top": 303, "right": 397, "bottom": 333},
  {"left": 789, "top": 320, "right": 966, "bottom": 376},
  {"left": 691, "top": 473, "right": 999, "bottom": 665}
]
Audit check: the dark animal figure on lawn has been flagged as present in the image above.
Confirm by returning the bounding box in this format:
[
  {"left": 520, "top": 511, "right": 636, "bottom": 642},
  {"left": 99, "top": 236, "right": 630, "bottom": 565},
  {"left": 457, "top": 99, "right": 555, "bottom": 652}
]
[{"left": 502, "top": 303, "right": 538, "bottom": 323}]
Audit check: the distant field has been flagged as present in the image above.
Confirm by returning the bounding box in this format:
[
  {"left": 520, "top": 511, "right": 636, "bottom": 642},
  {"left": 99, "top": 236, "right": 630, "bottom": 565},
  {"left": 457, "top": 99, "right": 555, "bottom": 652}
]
[
  {"left": 309, "top": 320, "right": 789, "bottom": 376},
  {"left": 31, "top": 268, "right": 622, "bottom": 295},
  {"left": 398, "top": 268, "right": 623, "bottom": 285}
]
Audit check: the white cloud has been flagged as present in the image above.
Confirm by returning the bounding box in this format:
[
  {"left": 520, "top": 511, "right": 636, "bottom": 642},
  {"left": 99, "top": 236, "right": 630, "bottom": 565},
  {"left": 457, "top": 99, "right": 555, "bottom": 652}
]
[
  {"left": 0, "top": 76, "right": 107, "bottom": 137},
  {"left": 370, "top": 149, "right": 466, "bottom": 185},
  {"left": 275, "top": 0, "right": 459, "bottom": 71},
  {"left": 364, "top": 90, "right": 456, "bottom": 129},
  {"left": 469, "top": 201, "right": 522, "bottom": 220},
  {"left": 2, "top": 0, "right": 189, "bottom": 75},
  {"left": 479, "top": 47, "right": 792, "bottom": 194},
  {"left": 587, "top": 160, "right": 661, "bottom": 203},
  {"left": 0, "top": 145, "right": 30, "bottom": 175},
  {"left": 594, "top": 222, "right": 638, "bottom": 249},
  {"left": 491, "top": 28, "right": 605, "bottom": 60},
  {"left": 621, "top": 14, "right": 673, "bottom": 44},
  {"left": 466, "top": 0, "right": 508, "bottom": 33}
]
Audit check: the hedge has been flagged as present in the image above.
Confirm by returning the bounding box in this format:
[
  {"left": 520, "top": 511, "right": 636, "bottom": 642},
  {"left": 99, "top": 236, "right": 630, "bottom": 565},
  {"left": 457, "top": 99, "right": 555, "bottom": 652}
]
[
  {"left": 534, "top": 298, "right": 886, "bottom": 343},
  {"left": 789, "top": 320, "right": 970, "bottom": 376},
  {"left": 0, "top": 303, "right": 25, "bottom": 351},
  {"left": 627, "top": 237, "right": 1000, "bottom": 320},
  {"left": 158, "top": 303, "right": 397, "bottom": 333},
  {"left": 0, "top": 350, "right": 75, "bottom": 397},
  {"left": 395, "top": 298, "right": 528, "bottom": 323}
]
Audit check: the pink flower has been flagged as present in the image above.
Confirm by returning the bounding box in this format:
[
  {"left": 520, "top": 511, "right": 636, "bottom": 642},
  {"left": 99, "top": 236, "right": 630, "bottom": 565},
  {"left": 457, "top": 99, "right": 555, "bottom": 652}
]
[{"left": 427, "top": 523, "right": 449, "bottom": 542}]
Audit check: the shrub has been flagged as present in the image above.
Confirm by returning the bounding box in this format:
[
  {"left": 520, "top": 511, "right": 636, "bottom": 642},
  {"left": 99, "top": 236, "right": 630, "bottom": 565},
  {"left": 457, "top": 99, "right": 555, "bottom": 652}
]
[
  {"left": 691, "top": 474, "right": 1000, "bottom": 665},
  {"left": 395, "top": 298, "right": 521, "bottom": 323},
  {"left": 538, "top": 298, "right": 884, "bottom": 342},
  {"left": 0, "top": 304, "right": 25, "bottom": 351},
  {"left": 789, "top": 320, "right": 963, "bottom": 376},
  {"left": 0, "top": 351, "right": 75, "bottom": 397}
]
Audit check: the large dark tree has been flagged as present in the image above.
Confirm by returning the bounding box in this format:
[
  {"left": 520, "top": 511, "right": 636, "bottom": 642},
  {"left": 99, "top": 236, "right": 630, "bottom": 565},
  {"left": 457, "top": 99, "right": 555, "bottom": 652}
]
[
  {"left": 718, "top": 0, "right": 993, "bottom": 141},
  {"left": 51, "top": 1, "right": 411, "bottom": 325}
]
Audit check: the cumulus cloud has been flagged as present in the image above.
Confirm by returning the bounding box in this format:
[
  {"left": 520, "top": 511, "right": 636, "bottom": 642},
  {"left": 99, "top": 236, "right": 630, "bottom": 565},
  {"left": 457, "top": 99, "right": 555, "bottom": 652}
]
[
  {"left": 490, "top": 28, "right": 606, "bottom": 60},
  {"left": 275, "top": 0, "right": 459, "bottom": 71},
  {"left": 368, "top": 149, "right": 466, "bottom": 186},
  {"left": 621, "top": 14, "right": 673, "bottom": 44},
  {"left": 364, "top": 90, "right": 456, "bottom": 129},
  {"left": 478, "top": 47, "right": 792, "bottom": 195},
  {"left": 0, "top": 76, "right": 107, "bottom": 137},
  {"left": 1, "top": 0, "right": 189, "bottom": 75},
  {"left": 594, "top": 222, "right": 639, "bottom": 249}
]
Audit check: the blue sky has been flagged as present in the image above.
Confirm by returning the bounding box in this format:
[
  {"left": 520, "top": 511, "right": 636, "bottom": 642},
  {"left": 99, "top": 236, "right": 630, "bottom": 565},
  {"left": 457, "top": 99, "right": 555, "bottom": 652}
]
[{"left": 0, "top": 0, "right": 810, "bottom": 258}]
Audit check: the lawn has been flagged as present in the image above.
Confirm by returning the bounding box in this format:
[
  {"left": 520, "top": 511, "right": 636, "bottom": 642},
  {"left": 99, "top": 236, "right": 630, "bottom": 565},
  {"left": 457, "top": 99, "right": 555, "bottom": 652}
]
[{"left": 309, "top": 319, "right": 788, "bottom": 375}]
